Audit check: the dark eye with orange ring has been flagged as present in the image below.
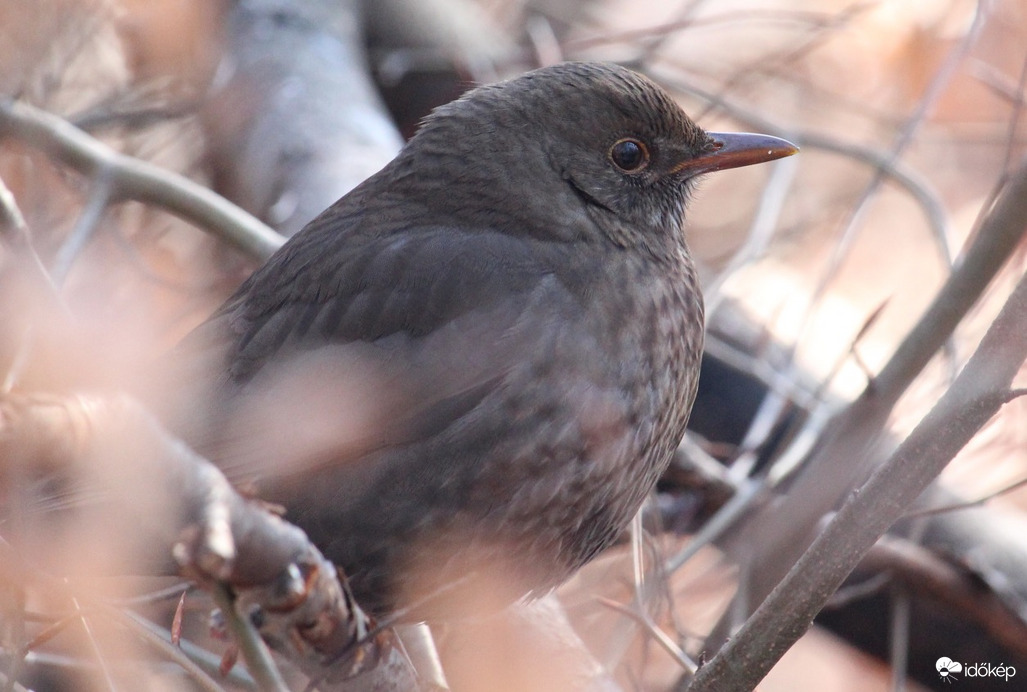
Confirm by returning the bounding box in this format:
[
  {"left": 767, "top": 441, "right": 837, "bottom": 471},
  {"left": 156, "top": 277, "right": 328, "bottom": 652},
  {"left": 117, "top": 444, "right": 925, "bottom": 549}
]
[{"left": 609, "top": 138, "right": 650, "bottom": 172}]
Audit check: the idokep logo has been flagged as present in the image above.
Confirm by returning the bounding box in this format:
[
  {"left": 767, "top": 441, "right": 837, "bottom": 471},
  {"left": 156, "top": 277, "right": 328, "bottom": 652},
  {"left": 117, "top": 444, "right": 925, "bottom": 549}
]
[
  {"left": 936, "top": 657, "right": 1017, "bottom": 683},
  {"left": 936, "top": 658, "right": 962, "bottom": 683}
]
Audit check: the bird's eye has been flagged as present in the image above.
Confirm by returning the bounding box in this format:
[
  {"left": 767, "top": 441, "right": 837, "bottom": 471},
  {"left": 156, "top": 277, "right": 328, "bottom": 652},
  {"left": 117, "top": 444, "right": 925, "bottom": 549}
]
[{"left": 609, "top": 138, "right": 650, "bottom": 173}]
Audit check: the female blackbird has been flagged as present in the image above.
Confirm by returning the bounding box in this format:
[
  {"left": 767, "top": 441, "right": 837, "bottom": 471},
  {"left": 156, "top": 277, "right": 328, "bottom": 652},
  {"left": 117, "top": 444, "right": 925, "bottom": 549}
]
[{"left": 178, "top": 62, "right": 797, "bottom": 617}]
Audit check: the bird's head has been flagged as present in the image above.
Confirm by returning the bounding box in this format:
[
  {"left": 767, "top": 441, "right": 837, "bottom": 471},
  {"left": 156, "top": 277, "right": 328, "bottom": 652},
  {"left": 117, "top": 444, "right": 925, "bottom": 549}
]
[{"left": 396, "top": 62, "right": 797, "bottom": 256}]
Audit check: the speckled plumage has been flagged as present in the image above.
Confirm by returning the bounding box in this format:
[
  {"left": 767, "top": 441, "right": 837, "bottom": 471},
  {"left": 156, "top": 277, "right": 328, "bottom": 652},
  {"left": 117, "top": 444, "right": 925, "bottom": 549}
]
[{"left": 177, "top": 62, "right": 793, "bottom": 617}]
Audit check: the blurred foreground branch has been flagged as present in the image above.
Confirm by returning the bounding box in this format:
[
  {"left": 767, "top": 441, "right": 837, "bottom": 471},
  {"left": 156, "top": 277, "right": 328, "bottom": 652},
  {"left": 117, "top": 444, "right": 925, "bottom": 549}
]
[
  {"left": 0, "top": 393, "right": 415, "bottom": 689},
  {"left": 0, "top": 99, "right": 284, "bottom": 262},
  {"left": 203, "top": 0, "right": 404, "bottom": 236}
]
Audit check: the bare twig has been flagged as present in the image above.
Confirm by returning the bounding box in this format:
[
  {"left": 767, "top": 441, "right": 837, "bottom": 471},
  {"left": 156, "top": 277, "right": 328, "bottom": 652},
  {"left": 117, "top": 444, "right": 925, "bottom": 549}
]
[
  {"left": 0, "top": 671, "right": 29, "bottom": 692},
  {"left": 888, "top": 587, "right": 911, "bottom": 692},
  {"left": 801, "top": 0, "right": 988, "bottom": 283},
  {"left": 654, "top": 74, "right": 952, "bottom": 257},
  {"left": 665, "top": 5, "right": 983, "bottom": 493},
  {"left": 826, "top": 572, "right": 891, "bottom": 609},
  {"left": 0, "top": 176, "right": 29, "bottom": 246},
  {"left": 67, "top": 591, "right": 117, "bottom": 691},
  {"left": 115, "top": 609, "right": 239, "bottom": 692},
  {"left": 687, "top": 264, "right": 1027, "bottom": 690},
  {"left": 565, "top": 6, "right": 851, "bottom": 56},
  {"left": 859, "top": 536, "right": 1027, "bottom": 661},
  {"left": 704, "top": 155, "right": 799, "bottom": 317},
  {"left": 1000, "top": 53, "right": 1027, "bottom": 174},
  {"left": 597, "top": 597, "right": 697, "bottom": 675},
  {"left": 0, "top": 99, "right": 284, "bottom": 262},
  {"left": 0, "top": 175, "right": 66, "bottom": 395},
  {"left": 701, "top": 156, "right": 1027, "bottom": 653},
  {"left": 211, "top": 583, "right": 289, "bottom": 692},
  {"left": 691, "top": 3, "right": 875, "bottom": 122},
  {"left": 905, "top": 474, "right": 1027, "bottom": 518},
  {"left": 50, "top": 173, "right": 113, "bottom": 285},
  {"left": 120, "top": 610, "right": 256, "bottom": 690},
  {"left": 0, "top": 571, "right": 26, "bottom": 692}
]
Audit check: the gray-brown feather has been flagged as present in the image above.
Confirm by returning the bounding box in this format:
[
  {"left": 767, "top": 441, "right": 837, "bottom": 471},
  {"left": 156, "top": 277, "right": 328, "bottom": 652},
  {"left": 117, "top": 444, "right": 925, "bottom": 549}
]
[{"left": 175, "top": 62, "right": 705, "bottom": 616}]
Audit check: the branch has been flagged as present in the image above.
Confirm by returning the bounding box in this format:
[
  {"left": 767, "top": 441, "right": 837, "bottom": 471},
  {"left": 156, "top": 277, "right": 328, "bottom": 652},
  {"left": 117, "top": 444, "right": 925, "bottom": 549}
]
[
  {"left": 687, "top": 267, "right": 1027, "bottom": 690},
  {"left": 859, "top": 535, "right": 1027, "bottom": 661},
  {"left": 0, "top": 393, "right": 416, "bottom": 688},
  {"left": 702, "top": 155, "right": 1027, "bottom": 651},
  {"left": 202, "top": 0, "right": 404, "bottom": 236},
  {"left": 0, "top": 99, "right": 285, "bottom": 262},
  {"left": 654, "top": 73, "right": 952, "bottom": 261},
  {"left": 0, "top": 174, "right": 29, "bottom": 245},
  {"left": 366, "top": 0, "right": 517, "bottom": 80}
]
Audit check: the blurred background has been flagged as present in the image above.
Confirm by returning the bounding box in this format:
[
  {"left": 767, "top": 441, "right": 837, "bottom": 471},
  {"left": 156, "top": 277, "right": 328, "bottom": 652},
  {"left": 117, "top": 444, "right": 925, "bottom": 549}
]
[{"left": 1, "top": 0, "right": 1026, "bottom": 690}]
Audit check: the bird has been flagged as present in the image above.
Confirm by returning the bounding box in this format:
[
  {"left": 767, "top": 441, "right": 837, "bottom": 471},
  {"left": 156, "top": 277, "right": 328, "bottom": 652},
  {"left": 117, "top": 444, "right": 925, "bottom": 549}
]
[{"left": 173, "top": 61, "right": 797, "bottom": 618}]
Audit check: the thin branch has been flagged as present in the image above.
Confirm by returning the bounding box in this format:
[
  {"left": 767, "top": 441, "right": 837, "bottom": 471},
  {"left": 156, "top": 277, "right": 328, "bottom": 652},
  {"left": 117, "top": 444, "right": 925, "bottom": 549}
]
[
  {"left": 50, "top": 173, "right": 113, "bottom": 285},
  {"left": 905, "top": 475, "right": 1027, "bottom": 518},
  {"left": 0, "top": 99, "right": 284, "bottom": 262},
  {"left": 668, "top": 5, "right": 985, "bottom": 492},
  {"left": 120, "top": 610, "right": 255, "bottom": 690},
  {"left": 72, "top": 101, "right": 199, "bottom": 134},
  {"left": 211, "top": 584, "right": 289, "bottom": 692},
  {"left": 859, "top": 536, "right": 1027, "bottom": 660},
  {"left": 655, "top": 74, "right": 951, "bottom": 258},
  {"left": 687, "top": 265, "right": 1027, "bottom": 690},
  {"left": 68, "top": 591, "right": 118, "bottom": 691},
  {"left": 597, "top": 597, "right": 698, "bottom": 675},
  {"left": 1, "top": 542, "right": 254, "bottom": 690},
  {"left": 0, "top": 175, "right": 71, "bottom": 394},
  {"left": 825, "top": 572, "right": 891, "bottom": 609},
  {"left": 565, "top": 6, "right": 850, "bottom": 55},
  {"left": 701, "top": 155, "right": 1027, "bottom": 653},
  {"left": 704, "top": 155, "right": 799, "bottom": 317},
  {"left": 0, "top": 670, "right": 29, "bottom": 692},
  {"left": 887, "top": 587, "right": 911, "bottom": 692},
  {"left": 1000, "top": 53, "right": 1027, "bottom": 174},
  {"left": 870, "top": 171, "right": 1027, "bottom": 405},
  {"left": 0, "top": 175, "right": 29, "bottom": 246},
  {"left": 0, "top": 175, "right": 59, "bottom": 305},
  {"left": 691, "top": 3, "right": 875, "bottom": 123},
  {"left": 801, "top": 0, "right": 988, "bottom": 285},
  {"left": 1, "top": 575, "right": 26, "bottom": 692}
]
